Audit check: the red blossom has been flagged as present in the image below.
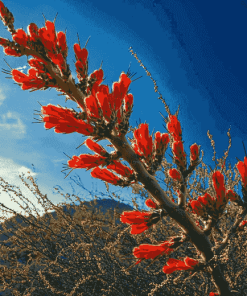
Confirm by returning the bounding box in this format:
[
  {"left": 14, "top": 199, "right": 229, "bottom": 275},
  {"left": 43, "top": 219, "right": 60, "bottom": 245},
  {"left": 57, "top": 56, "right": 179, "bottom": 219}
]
[
  {"left": 133, "top": 123, "right": 153, "bottom": 160},
  {"left": 27, "top": 23, "right": 39, "bottom": 42},
  {"left": 28, "top": 58, "right": 49, "bottom": 73},
  {"left": 0, "top": 1, "right": 7, "bottom": 19},
  {"left": 41, "top": 104, "right": 94, "bottom": 135},
  {"left": 0, "top": 1, "right": 11, "bottom": 26},
  {"left": 212, "top": 171, "right": 226, "bottom": 210},
  {"left": 133, "top": 240, "right": 174, "bottom": 264},
  {"left": 172, "top": 141, "right": 187, "bottom": 169},
  {"left": 197, "top": 195, "right": 208, "bottom": 206},
  {"left": 0, "top": 37, "right": 8, "bottom": 46},
  {"left": 89, "top": 69, "right": 104, "bottom": 96},
  {"left": 124, "top": 93, "right": 133, "bottom": 113},
  {"left": 188, "top": 200, "right": 205, "bottom": 217},
  {"left": 200, "top": 193, "right": 215, "bottom": 207},
  {"left": 112, "top": 72, "right": 131, "bottom": 102},
  {"left": 3, "top": 46, "right": 22, "bottom": 56},
  {"left": 190, "top": 143, "right": 200, "bottom": 163},
  {"left": 39, "top": 20, "right": 56, "bottom": 52},
  {"left": 75, "top": 60, "right": 87, "bottom": 80},
  {"left": 162, "top": 257, "right": 198, "bottom": 274},
  {"left": 85, "top": 138, "right": 108, "bottom": 157},
  {"left": 56, "top": 31, "right": 67, "bottom": 56},
  {"left": 145, "top": 198, "right": 158, "bottom": 209},
  {"left": 12, "top": 28, "right": 29, "bottom": 47},
  {"left": 74, "top": 43, "right": 88, "bottom": 62},
  {"left": 226, "top": 189, "right": 238, "bottom": 202},
  {"left": 68, "top": 154, "right": 107, "bottom": 170},
  {"left": 90, "top": 167, "right": 122, "bottom": 185},
  {"left": 11, "top": 68, "right": 48, "bottom": 90},
  {"left": 188, "top": 192, "right": 216, "bottom": 217},
  {"left": 89, "top": 72, "right": 133, "bottom": 125},
  {"left": 107, "top": 160, "right": 134, "bottom": 178},
  {"left": 85, "top": 94, "right": 101, "bottom": 120},
  {"left": 167, "top": 114, "right": 182, "bottom": 142},
  {"left": 95, "top": 84, "right": 112, "bottom": 120},
  {"left": 49, "top": 52, "right": 66, "bottom": 73},
  {"left": 130, "top": 223, "right": 151, "bottom": 235},
  {"left": 168, "top": 168, "right": 181, "bottom": 181},
  {"left": 120, "top": 210, "right": 153, "bottom": 234},
  {"left": 74, "top": 43, "right": 88, "bottom": 81},
  {"left": 154, "top": 131, "right": 170, "bottom": 155},
  {"left": 239, "top": 220, "right": 247, "bottom": 228},
  {"left": 236, "top": 156, "right": 247, "bottom": 188}
]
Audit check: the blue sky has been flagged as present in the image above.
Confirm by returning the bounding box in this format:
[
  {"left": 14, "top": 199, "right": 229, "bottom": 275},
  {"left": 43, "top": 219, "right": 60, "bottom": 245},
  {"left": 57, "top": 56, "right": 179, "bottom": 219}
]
[{"left": 0, "top": 0, "right": 246, "bottom": 221}]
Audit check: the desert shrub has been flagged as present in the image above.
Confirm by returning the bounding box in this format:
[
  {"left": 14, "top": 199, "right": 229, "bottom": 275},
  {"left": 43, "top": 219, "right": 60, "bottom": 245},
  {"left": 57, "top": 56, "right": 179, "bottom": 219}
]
[
  {"left": 0, "top": 146, "right": 246, "bottom": 295},
  {"left": 0, "top": 2, "right": 246, "bottom": 294}
]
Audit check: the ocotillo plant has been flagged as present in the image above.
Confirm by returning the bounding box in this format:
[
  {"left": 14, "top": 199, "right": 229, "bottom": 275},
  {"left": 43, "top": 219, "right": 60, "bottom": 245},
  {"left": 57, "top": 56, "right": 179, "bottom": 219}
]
[
  {"left": 0, "top": 154, "right": 246, "bottom": 295},
  {"left": 0, "top": 1, "right": 246, "bottom": 295}
]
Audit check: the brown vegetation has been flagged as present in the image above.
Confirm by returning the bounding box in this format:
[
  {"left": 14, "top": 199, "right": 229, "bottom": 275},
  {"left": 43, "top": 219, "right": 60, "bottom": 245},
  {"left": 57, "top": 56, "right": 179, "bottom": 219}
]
[
  {"left": 0, "top": 2, "right": 246, "bottom": 293},
  {"left": 0, "top": 129, "right": 246, "bottom": 295}
]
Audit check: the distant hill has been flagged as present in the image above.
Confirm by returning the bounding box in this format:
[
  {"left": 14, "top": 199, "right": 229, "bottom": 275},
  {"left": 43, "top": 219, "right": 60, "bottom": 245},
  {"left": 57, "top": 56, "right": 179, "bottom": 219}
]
[
  {"left": 0, "top": 198, "right": 138, "bottom": 294},
  {"left": 0, "top": 197, "right": 136, "bottom": 243}
]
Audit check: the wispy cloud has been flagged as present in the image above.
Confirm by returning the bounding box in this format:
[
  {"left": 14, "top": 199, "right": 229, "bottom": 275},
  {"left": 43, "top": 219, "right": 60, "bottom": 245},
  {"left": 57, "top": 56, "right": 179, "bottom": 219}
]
[
  {"left": 0, "top": 88, "right": 7, "bottom": 106},
  {"left": 0, "top": 111, "right": 26, "bottom": 139},
  {"left": 0, "top": 157, "right": 42, "bottom": 222}
]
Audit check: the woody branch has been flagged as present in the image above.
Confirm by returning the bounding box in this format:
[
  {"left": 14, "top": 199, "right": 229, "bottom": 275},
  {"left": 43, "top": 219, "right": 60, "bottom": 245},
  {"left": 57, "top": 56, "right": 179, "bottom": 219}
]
[{"left": 107, "top": 132, "right": 233, "bottom": 295}]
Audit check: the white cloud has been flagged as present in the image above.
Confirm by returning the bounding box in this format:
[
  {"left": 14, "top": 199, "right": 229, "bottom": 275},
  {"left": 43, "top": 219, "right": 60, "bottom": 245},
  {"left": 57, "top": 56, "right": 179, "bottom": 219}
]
[
  {"left": 0, "top": 157, "right": 49, "bottom": 223},
  {"left": 0, "top": 111, "right": 26, "bottom": 139},
  {"left": 0, "top": 87, "right": 7, "bottom": 106},
  {"left": 52, "top": 159, "right": 66, "bottom": 163}
]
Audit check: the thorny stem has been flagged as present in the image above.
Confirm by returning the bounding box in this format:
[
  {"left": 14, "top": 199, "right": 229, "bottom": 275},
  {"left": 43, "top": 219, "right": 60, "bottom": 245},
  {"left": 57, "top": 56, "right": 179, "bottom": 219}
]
[
  {"left": 10, "top": 45, "right": 88, "bottom": 112},
  {"left": 107, "top": 132, "right": 234, "bottom": 295},
  {"left": 0, "top": 9, "right": 244, "bottom": 294}
]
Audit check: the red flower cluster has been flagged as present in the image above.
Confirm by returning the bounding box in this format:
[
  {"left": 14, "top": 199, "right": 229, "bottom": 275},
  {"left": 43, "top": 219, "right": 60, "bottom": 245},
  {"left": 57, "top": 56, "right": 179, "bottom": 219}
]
[
  {"left": 188, "top": 171, "right": 238, "bottom": 218},
  {"left": 120, "top": 198, "right": 161, "bottom": 234},
  {"left": 74, "top": 43, "right": 88, "bottom": 81},
  {"left": 41, "top": 104, "right": 94, "bottom": 135},
  {"left": 38, "top": 71, "right": 134, "bottom": 137},
  {"left": 133, "top": 238, "right": 175, "bottom": 266},
  {"left": 67, "top": 138, "right": 134, "bottom": 185},
  {"left": 0, "top": 1, "right": 9, "bottom": 23},
  {"left": 154, "top": 131, "right": 170, "bottom": 155},
  {"left": 131, "top": 123, "right": 170, "bottom": 172},
  {"left": 120, "top": 198, "right": 199, "bottom": 274},
  {"left": 0, "top": 1, "right": 14, "bottom": 33},
  {"left": 239, "top": 220, "right": 247, "bottom": 230},
  {"left": 236, "top": 156, "right": 247, "bottom": 189},
  {"left": 11, "top": 21, "right": 67, "bottom": 70},
  {"left": 145, "top": 198, "right": 159, "bottom": 209},
  {"left": 166, "top": 116, "right": 200, "bottom": 189},
  {"left": 88, "top": 69, "right": 104, "bottom": 97},
  {"left": 190, "top": 143, "right": 201, "bottom": 165},
  {"left": 1, "top": 2, "right": 247, "bottom": 294},
  {"left": 11, "top": 67, "right": 54, "bottom": 90},
  {"left": 167, "top": 114, "right": 182, "bottom": 142},
  {"left": 168, "top": 168, "right": 182, "bottom": 181},
  {"left": 0, "top": 15, "right": 70, "bottom": 89},
  {"left": 83, "top": 72, "right": 133, "bottom": 127},
  {"left": 120, "top": 210, "right": 153, "bottom": 234},
  {"left": 162, "top": 256, "right": 199, "bottom": 274},
  {"left": 166, "top": 115, "right": 201, "bottom": 171}
]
